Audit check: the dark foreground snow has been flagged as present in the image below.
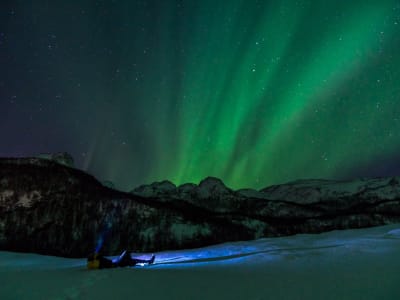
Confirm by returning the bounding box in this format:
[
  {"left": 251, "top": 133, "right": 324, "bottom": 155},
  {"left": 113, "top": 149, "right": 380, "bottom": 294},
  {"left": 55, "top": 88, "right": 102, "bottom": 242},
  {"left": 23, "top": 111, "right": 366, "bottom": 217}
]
[{"left": 1, "top": 224, "right": 400, "bottom": 299}]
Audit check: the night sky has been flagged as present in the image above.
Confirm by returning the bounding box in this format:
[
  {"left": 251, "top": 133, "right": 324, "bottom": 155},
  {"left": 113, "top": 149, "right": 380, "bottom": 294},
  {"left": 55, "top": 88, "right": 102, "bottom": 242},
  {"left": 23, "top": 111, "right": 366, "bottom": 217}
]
[{"left": 1, "top": 1, "right": 400, "bottom": 191}]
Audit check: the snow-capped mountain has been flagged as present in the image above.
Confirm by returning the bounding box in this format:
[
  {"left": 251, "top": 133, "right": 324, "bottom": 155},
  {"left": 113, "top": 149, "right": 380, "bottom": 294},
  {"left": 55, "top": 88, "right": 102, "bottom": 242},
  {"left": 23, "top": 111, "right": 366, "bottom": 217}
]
[
  {"left": 260, "top": 177, "right": 400, "bottom": 203},
  {"left": 132, "top": 177, "right": 239, "bottom": 211},
  {"left": 132, "top": 176, "right": 400, "bottom": 214}
]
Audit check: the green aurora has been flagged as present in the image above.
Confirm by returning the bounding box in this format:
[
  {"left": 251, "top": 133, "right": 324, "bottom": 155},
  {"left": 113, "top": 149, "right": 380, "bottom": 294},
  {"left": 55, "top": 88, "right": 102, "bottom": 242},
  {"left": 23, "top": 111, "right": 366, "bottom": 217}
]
[{"left": 2, "top": 0, "right": 400, "bottom": 190}]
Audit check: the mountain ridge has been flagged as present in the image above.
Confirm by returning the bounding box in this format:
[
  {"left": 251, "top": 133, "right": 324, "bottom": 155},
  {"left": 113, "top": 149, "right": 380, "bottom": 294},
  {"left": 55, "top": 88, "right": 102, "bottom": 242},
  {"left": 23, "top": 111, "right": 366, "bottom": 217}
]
[
  {"left": 132, "top": 175, "right": 400, "bottom": 205},
  {"left": 1, "top": 156, "right": 400, "bottom": 257}
]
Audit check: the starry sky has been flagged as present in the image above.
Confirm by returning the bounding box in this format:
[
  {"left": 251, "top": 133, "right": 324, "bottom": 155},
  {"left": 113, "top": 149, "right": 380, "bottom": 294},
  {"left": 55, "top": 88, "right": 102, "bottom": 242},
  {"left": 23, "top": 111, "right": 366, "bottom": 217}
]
[{"left": 1, "top": 0, "right": 400, "bottom": 191}]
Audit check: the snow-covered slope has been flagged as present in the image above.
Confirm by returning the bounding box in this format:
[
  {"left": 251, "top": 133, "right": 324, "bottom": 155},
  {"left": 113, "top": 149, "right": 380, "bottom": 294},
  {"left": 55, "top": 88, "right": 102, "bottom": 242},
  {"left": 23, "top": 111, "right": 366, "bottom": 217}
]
[{"left": 1, "top": 224, "right": 400, "bottom": 300}]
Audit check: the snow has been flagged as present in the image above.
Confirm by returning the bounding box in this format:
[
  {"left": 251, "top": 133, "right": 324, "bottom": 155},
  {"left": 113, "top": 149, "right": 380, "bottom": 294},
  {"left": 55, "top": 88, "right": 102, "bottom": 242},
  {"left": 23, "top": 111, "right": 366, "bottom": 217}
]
[
  {"left": 36, "top": 152, "right": 74, "bottom": 167},
  {"left": 1, "top": 224, "right": 400, "bottom": 299},
  {"left": 132, "top": 180, "right": 177, "bottom": 197},
  {"left": 195, "top": 177, "right": 231, "bottom": 200},
  {"left": 0, "top": 190, "right": 14, "bottom": 205},
  {"left": 0, "top": 190, "right": 42, "bottom": 208},
  {"left": 131, "top": 176, "right": 400, "bottom": 207},
  {"left": 260, "top": 177, "right": 400, "bottom": 203},
  {"left": 16, "top": 191, "right": 41, "bottom": 208}
]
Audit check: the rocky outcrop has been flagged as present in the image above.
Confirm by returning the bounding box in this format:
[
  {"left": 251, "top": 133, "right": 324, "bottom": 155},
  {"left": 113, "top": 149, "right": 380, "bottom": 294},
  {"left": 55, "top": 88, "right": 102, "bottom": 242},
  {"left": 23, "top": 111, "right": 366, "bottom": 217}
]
[
  {"left": 1, "top": 157, "right": 400, "bottom": 257},
  {"left": 36, "top": 152, "right": 74, "bottom": 167}
]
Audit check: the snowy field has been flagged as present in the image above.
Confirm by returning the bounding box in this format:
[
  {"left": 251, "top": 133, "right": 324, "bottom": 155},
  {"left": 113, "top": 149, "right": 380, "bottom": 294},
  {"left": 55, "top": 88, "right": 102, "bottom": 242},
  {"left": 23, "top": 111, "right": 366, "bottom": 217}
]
[{"left": 2, "top": 224, "right": 400, "bottom": 300}]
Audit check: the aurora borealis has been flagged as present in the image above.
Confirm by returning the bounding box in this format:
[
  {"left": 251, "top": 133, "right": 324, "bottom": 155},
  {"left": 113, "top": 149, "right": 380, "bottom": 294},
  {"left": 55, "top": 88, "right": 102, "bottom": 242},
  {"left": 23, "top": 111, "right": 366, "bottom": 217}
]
[{"left": 1, "top": 1, "right": 400, "bottom": 190}]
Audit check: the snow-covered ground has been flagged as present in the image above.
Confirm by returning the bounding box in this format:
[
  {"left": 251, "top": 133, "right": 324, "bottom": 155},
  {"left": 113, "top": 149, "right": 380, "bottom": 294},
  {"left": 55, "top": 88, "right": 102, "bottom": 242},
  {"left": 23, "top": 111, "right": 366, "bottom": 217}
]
[{"left": 2, "top": 224, "right": 400, "bottom": 299}]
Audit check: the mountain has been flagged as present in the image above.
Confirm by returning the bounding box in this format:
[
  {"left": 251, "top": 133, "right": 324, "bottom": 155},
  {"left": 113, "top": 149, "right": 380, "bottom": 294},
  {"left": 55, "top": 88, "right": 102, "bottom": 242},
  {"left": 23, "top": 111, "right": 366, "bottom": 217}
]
[{"left": 1, "top": 156, "right": 400, "bottom": 257}]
